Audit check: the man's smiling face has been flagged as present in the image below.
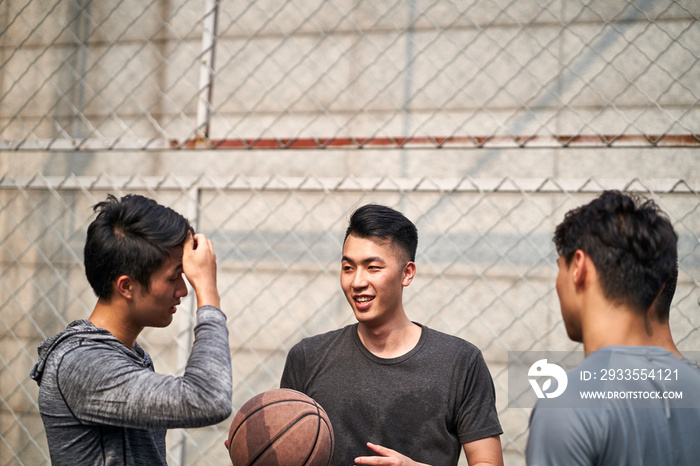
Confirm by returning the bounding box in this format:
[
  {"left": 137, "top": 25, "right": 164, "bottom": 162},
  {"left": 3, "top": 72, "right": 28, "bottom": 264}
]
[{"left": 340, "top": 234, "right": 414, "bottom": 327}]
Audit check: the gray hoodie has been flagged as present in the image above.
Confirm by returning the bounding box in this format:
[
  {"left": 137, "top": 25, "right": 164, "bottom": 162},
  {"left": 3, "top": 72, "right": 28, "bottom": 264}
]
[{"left": 30, "top": 305, "right": 232, "bottom": 466}]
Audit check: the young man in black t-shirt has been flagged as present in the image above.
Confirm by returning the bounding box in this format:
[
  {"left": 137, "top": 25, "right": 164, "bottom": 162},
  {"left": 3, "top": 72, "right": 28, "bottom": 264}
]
[{"left": 282, "top": 204, "right": 503, "bottom": 466}]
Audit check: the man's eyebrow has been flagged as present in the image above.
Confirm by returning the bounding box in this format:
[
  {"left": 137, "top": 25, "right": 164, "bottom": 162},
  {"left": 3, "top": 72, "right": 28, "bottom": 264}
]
[{"left": 341, "top": 256, "right": 386, "bottom": 264}]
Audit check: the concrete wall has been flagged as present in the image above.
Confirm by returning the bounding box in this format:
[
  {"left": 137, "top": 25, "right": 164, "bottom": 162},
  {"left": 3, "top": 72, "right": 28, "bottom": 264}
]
[{"left": 1, "top": 1, "right": 699, "bottom": 465}]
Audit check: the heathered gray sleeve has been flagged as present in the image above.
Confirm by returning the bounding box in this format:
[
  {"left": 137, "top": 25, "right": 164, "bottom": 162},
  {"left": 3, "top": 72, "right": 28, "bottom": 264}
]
[{"left": 57, "top": 305, "right": 232, "bottom": 429}]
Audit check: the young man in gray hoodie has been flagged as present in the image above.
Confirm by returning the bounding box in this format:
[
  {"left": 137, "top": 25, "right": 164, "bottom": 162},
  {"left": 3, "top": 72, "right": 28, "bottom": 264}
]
[{"left": 30, "top": 194, "right": 232, "bottom": 466}]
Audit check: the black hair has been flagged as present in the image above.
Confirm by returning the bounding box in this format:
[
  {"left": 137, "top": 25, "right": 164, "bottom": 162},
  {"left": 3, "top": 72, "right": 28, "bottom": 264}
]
[
  {"left": 553, "top": 190, "right": 677, "bottom": 314},
  {"left": 84, "top": 194, "right": 193, "bottom": 300},
  {"left": 344, "top": 204, "right": 418, "bottom": 263}
]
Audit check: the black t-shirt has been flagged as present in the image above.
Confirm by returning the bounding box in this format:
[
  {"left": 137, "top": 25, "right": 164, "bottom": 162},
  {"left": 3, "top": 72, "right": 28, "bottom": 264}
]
[{"left": 281, "top": 323, "right": 502, "bottom": 466}]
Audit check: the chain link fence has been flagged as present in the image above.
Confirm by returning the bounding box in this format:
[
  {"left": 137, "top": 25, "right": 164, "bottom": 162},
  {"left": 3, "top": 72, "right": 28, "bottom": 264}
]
[
  {"left": 1, "top": 175, "right": 699, "bottom": 465},
  {"left": 1, "top": 0, "right": 699, "bottom": 151},
  {"left": 2, "top": 0, "right": 700, "bottom": 465}
]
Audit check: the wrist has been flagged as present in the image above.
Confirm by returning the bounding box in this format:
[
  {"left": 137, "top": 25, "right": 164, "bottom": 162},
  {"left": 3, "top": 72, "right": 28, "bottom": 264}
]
[{"left": 195, "top": 286, "right": 220, "bottom": 309}]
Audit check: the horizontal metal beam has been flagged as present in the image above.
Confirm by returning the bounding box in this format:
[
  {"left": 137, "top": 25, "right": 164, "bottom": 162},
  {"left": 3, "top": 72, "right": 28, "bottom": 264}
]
[
  {"left": 1, "top": 174, "right": 698, "bottom": 194},
  {"left": 2, "top": 134, "right": 700, "bottom": 151}
]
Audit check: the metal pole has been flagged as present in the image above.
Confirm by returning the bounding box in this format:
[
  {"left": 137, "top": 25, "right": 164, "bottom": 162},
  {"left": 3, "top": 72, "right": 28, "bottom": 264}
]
[
  {"left": 174, "top": 185, "right": 202, "bottom": 466},
  {"left": 195, "top": 0, "right": 220, "bottom": 144}
]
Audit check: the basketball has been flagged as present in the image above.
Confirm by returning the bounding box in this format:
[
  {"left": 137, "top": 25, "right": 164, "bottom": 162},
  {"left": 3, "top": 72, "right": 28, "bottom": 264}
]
[{"left": 227, "top": 389, "right": 334, "bottom": 466}]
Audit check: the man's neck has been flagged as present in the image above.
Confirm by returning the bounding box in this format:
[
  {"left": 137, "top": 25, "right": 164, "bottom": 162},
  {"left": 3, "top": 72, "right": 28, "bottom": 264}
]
[
  {"left": 649, "top": 321, "right": 684, "bottom": 359},
  {"left": 581, "top": 301, "right": 656, "bottom": 353},
  {"left": 357, "top": 316, "right": 422, "bottom": 359},
  {"left": 89, "top": 299, "right": 141, "bottom": 348}
]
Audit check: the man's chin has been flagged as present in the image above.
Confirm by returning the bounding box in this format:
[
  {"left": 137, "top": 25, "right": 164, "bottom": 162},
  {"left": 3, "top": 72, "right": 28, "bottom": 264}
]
[
  {"left": 565, "top": 326, "right": 582, "bottom": 343},
  {"left": 155, "top": 314, "right": 175, "bottom": 328},
  {"left": 353, "top": 310, "right": 374, "bottom": 324}
]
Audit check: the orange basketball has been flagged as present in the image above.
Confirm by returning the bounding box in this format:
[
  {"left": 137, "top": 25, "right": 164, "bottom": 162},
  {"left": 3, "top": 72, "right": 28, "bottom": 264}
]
[{"left": 227, "top": 389, "right": 334, "bottom": 466}]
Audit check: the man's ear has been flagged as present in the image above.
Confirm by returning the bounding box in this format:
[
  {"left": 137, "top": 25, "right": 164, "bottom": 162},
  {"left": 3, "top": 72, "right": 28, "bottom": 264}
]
[
  {"left": 115, "top": 275, "right": 134, "bottom": 300},
  {"left": 571, "top": 249, "right": 587, "bottom": 288},
  {"left": 402, "top": 261, "right": 416, "bottom": 287}
]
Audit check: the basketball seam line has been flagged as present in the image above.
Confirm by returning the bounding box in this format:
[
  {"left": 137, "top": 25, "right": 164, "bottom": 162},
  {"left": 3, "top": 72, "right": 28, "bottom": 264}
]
[
  {"left": 249, "top": 412, "right": 321, "bottom": 466},
  {"left": 300, "top": 402, "right": 321, "bottom": 466},
  {"left": 229, "top": 398, "right": 318, "bottom": 444}
]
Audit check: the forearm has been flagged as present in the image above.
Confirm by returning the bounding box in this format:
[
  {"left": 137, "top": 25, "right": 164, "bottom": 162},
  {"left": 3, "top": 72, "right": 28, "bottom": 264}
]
[
  {"left": 177, "top": 305, "right": 232, "bottom": 425},
  {"left": 61, "top": 306, "right": 232, "bottom": 429}
]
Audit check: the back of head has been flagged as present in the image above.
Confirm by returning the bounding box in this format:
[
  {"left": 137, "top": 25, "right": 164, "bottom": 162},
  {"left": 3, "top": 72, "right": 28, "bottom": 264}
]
[
  {"left": 553, "top": 190, "right": 677, "bottom": 314},
  {"left": 84, "top": 194, "right": 193, "bottom": 300},
  {"left": 344, "top": 204, "right": 418, "bottom": 263}
]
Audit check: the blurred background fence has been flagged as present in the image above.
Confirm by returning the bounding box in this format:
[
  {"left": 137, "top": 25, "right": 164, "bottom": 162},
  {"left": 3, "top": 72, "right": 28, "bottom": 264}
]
[
  {"left": 2, "top": 176, "right": 700, "bottom": 465},
  {"left": 1, "top": 0, "right": 700, "bottom": 465},
  {"left": 1, "top": 0, "right": 698, "bottom": 150}
]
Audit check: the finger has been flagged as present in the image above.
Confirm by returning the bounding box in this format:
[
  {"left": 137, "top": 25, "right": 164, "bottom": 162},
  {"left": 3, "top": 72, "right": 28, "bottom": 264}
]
[
  {"left": 184, "top": 230, "right": 194, "bottom": 251},
  {"left": 192, "top": 233, "right": 212, "bottom": 252},
  {"left": 201, "top": 236, "right": 215, "bottom": 256},
  {"left": 354, "top": 457, "right": 391, "bottom": 466},
  {"left": 193, "top": 232, "right": 204, "bottom": 250},
  {"left": 366, "top": 443, "right": 397, "bottom": 457}
]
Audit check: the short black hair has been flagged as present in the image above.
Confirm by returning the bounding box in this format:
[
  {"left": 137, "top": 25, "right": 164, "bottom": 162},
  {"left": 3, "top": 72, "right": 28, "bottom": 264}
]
[
  {"left": 84, "top": 194, "right": 193, "bottom": 300},
  {"left": 553, "top": 190, "right": 677, "bottom": 314},
  {"left": 344, "top": 204, "right": 418, "bottom": 263}
]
